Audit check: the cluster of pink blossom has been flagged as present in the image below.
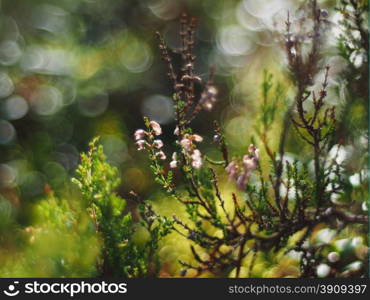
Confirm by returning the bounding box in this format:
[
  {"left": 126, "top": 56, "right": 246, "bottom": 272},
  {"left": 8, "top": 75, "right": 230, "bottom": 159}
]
[
  {"left": 134, "top": 121, "right": 204, "bottom": 170},
  {"left": 134, "top": 121, "right": 166, "bottom": 160},
  {"left": 225, "top": 144, "right": 260, "bottom": 190},
  {"left": 170, "top": 128, "right": 203, "bottom": 169}
]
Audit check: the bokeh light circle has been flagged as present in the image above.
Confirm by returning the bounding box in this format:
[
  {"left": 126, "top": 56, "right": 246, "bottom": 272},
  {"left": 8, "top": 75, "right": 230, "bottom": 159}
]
[
  {"left": 78, "top": 92, "right": 109, "bottom": 117},
  {"left": 0, "top": 164, "right": 16, "bottom": 188},
  {"left": 0, "top": 72, "right": 14, "bottom": 98},
  {"left": 0, "top": 40, "right": 22, "bottom": 66},
  {"left": 120, "top": 40, "right": 153, "bottom": 73},
  {"left": 30, "top": 85, "right": 63, "bottom": 116},
  {"left": 141, "top": 94, "right": 174, "bottom": 124},
  {"left": 0, "top": 120, "right": 16, "bottom": 144},
  {"left": 3, "top": 96, "right": 29, "bottom": 120}
]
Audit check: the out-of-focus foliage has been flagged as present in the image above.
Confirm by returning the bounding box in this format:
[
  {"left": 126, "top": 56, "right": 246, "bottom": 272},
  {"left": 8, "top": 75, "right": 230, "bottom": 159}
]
[{"left": 0, "top": 194, "right": 100, "bottom": 277}]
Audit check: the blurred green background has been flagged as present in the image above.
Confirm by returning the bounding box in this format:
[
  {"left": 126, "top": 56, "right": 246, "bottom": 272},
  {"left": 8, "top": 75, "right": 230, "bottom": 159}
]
[{"left": 0, "top": 0, "right": 367, "bottom": 277}]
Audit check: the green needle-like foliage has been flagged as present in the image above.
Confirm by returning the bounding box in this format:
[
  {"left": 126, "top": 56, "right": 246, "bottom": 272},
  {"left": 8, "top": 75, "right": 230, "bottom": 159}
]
[{"left": 73, "top": 137, "right": 173, "bottom": 277}]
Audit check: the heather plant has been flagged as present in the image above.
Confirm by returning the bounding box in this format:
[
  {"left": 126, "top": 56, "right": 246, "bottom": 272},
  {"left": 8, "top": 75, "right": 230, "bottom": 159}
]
[
  {"left": 133, "top": 2, "right": 368, "bottom": 278},
  {"left": 72, "top": 137, "right": 172, "bottom": 277}
]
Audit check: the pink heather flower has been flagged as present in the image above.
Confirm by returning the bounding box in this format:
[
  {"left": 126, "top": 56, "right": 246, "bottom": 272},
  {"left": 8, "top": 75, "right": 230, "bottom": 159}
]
[
  {"left": 254, "top": 148, "right": 260, "bottom": 160},
  {"left": 174, "top": 126, "right": 179, "bottom": 136},
  {"left": 180, "top": 134, "right": 203, "bottom": 152},
  {"left": 192, "top": 134, "right": 203, "bottom": 143},
  {"left": 191, "top": 149, "right": 202, "bottom": 169},
  {"left": 153, "top": 139, "right": 164, "bottom": 149},
  {"left": 192, "top": 149, "right": 202, "bottom": 157},
  {"left": 180, "top": 138, "right": 192, "bottom": 152},
  {"left": 136, "top": 140, "right": 146, "bottom": 151},
  {"left": 243, "top": 155, "right": 257, "bottom": 171},
  {"left": 248, "top": 144, "right": 259, "bottom": 159},
  {"left": 207, "top": 86, "right": 218, "bottom": 96},
  {"left": 192, "top": 149, "right": 201, "bottom": 158},
  {"left": 236, "top": 172, "right": 250, "bottom": 190},
  {"left": 191, "top": 156, "right": 202, "bottom": 169},
  {"left": 134, "top": 129, "right": 146, "bottom": 140},
  {"left": 244, "top": 144, "right": 259, "bottom": 168},
  {"left": 172, "top": 152, "right": 177, "bottom": 160},
  {"left": 149, "top": 121, "right": 162, "bottom": 135},
  {"left": 156, "top": 151, "right": 166, "bottom": 160},
  {"left": 170, "top": 152, "right": 178, "bottom": 168},
  {"left": 192, "top": 160, "right": 202, "bottom": 169},
  {"left": 225, "top": 161, "right": 238, "bottom": 181},
  {"left": 226, "top": 145, "right": 260, "bottom": 190},
  {"left": 248, "top": 144, "right": 257, "bottom": 154}
]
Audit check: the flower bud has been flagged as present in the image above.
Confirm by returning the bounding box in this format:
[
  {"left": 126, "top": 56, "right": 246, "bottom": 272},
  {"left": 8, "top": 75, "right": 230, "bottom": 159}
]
[
  {"left": 192, "top": 134, "right": 203, "bottom": 143},
  {"left": 153, "top": 139, "right": 164, "bottom": 149},
  {"left": 170, "top": 160, "right": 178, "bottom": 168},
  {"left": 243, "top": 155, "right": 257, "bottom": 171},
  {"left": 180, "top": 138, "right": 192, "bottom": 152},
  {"left": 191, "top": 150, "right": 202, "bottom": 169},
  {"left": 156, "top": 151, "right": 166, "bottom": 160},
  {"left": 136, "top": 140, "right": 146, "bottom": 151},
  {"left": 134, "top": 129, "right": 146, "bottom": 140},
  {"left": 225, "top": 161, "right": 238, "bottom": 181},
  {"left": 149, "top": 120, "right": 162, "bottom": 135}
]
